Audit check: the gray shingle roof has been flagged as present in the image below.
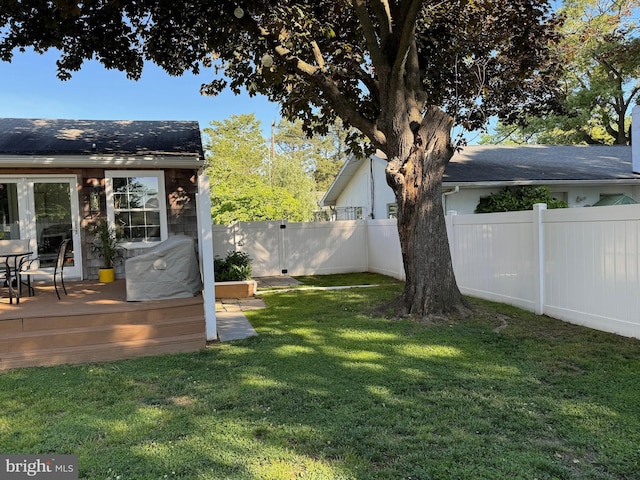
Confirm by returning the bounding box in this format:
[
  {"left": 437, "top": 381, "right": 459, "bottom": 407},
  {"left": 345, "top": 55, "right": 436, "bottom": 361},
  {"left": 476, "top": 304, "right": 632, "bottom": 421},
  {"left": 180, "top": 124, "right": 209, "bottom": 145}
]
[
  {"left": 0, "top": 118, "right": 204, "bottom": 158},
  {"left": 321, "top": 145, "right": 638, "bottom": 207},
  {"left": 445, "top": 145, "right": 636, "bottom": 182}
]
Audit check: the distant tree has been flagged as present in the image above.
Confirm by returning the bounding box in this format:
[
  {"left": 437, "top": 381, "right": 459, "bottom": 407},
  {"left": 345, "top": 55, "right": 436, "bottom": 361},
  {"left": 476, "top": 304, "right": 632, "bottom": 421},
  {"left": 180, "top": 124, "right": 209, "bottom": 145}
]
[
  {"left": 484, "top": 0, "right": 639, "bottom": 145},
  {"left": 308, "top": 119, "right": 352, "bottom": 192},
  {"left": 211, "top": 177, "right": 305, "bottom": 224},
  {"left": 271, "top": 118, "right": 351, "bottom": 215},
  {"left": 270, "top": 119, "right": 320, "bottom": 221},
  {"left": 204, "top": 114, "right": 311, "bottom": 223},
  {"left": 0, "top": 0, "right": 562, "bottom": 318},
  {"left": 203, "top": 114, "right": 267, "bottom": 189}
]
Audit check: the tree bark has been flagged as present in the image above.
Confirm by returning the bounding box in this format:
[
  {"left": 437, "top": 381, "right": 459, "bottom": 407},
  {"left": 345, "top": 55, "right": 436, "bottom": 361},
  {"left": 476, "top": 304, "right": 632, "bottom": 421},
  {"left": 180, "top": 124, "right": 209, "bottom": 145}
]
[{"left": 385, "top": 107, "right": 469, "bottom": 318}]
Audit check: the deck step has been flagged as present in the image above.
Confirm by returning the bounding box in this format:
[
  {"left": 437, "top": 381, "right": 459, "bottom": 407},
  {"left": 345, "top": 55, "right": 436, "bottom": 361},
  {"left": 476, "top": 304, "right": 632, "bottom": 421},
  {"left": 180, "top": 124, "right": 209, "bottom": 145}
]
[
  {"left": 0, "top": 314, "right": 206, "bottom": 371},
  {"left": 21, "top": 303, "right": 204, "bottom": 332},
  {"left": 2, "top": 315, "right": 203, "bottom": 352},
  {"left": 0, "top": 319, "right": 23, "bottom": 335},
  {"left": 0, "top": 333, "right": 205, "bottom": 370}
]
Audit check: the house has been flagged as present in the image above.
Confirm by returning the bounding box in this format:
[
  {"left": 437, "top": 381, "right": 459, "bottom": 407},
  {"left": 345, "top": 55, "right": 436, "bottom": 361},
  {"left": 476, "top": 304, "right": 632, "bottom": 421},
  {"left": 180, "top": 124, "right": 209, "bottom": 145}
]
[
  {"left": 0, "top": 117, "right": 217, "bottom": 341},
  {"left": 321, "top": 106, "right": 640, "bottom": 217},
  {"left": 0, "top": 118, "right": 205, "bottom": 277},
  {"left": 320, "top": 144, "right": 640, "bottom": 217}
]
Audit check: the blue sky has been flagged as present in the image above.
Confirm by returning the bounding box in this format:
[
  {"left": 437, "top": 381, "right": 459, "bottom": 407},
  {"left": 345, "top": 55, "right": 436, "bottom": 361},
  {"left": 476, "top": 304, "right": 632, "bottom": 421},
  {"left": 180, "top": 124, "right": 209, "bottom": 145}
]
[
  {"left": 0, "top": 49, "right": 282, "bottom": 138},
  {"left": 0, "top": 49, "right": 488, "bottom": 144}
]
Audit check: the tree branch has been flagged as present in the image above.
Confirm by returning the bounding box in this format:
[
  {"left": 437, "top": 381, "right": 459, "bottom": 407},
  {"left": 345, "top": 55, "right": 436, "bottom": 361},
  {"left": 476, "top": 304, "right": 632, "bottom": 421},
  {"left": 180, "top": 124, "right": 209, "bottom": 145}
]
[
  {"left": 370, "top": 0, "right": 392, "bottom": 46},
  {"left": 623, "top": 85, "right": 640, "bottom": 111},
  {"left": 391, "top": 0, "right": 423, "bottom": 78},
  {"left": 353, "top": 0, "right": 387, "bottom": 68},
  {"left": 309, "top": 40, "right": 325, "bottom": 71},
  {"left": 253, "top": 23, "right": 384, "bottom": 148}
]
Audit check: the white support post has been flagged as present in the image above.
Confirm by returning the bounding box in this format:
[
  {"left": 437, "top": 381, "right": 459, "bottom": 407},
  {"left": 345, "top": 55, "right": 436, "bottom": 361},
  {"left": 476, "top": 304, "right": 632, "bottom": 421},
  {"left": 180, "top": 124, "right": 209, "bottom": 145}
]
[
  {"left": 533, "top": 203, "right": 547, "bottom": 315},
  {"left": 633, "top": 105, "right": 640, "bottom": 173},
  {"left": 197, "top": 174, "right": 217, "bottom": 341}
]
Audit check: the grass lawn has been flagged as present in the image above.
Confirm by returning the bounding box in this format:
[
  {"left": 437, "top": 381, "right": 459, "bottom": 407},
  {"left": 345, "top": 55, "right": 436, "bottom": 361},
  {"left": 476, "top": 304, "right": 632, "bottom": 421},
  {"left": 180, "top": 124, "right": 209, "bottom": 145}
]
[{"left": 1, "top": 273, "right": 639, "bottom": 479}]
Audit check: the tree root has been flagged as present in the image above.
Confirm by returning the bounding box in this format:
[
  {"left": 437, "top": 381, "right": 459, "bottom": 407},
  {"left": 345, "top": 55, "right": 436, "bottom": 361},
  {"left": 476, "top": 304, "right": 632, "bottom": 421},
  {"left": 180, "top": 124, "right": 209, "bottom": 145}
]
[
  {"left": 370, "top": 295, "right": 474, "bottom": 323},
  {"left": 493, "top": 314, "right": 510, "bottom": 333}
]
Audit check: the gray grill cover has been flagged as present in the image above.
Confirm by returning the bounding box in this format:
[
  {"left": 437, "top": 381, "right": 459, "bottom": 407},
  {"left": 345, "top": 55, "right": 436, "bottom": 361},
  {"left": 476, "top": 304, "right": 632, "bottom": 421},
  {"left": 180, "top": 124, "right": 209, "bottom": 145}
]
[{"left": 126, "top": 235, "right": 202, "bottom": 301}]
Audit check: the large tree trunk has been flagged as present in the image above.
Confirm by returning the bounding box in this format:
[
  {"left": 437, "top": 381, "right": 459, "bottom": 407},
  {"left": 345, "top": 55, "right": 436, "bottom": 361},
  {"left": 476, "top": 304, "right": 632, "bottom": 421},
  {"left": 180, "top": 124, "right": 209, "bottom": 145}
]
[{"left": 385, "top": 107, "right": 469, "bottom": 318}]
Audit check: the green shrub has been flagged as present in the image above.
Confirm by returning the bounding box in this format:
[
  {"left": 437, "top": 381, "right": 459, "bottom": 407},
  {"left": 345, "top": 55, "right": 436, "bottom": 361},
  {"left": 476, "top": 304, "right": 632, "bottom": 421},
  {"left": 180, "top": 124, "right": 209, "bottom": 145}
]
[
  {"left": 214, "top": 250, "right": 253, "bottom": 281},
  {"left": 475, "top": 186, "right": 568, "bottom": 213}
]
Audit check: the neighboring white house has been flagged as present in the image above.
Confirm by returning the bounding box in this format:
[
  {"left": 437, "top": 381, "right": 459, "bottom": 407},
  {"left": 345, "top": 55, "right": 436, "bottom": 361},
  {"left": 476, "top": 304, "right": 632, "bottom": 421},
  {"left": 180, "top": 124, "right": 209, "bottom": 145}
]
[
  {"left": 321, "top": 106, "right": 640, "bottom": 217},
  {"left": 321, "top": 144, "right": 640, "bottom": 217}
]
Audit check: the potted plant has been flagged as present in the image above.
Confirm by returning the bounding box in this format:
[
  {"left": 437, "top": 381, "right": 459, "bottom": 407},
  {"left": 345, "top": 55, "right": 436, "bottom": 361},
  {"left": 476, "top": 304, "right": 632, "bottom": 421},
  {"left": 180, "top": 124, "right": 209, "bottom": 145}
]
[
  {"left": 214, "top": 250, "right": 256, "bottom": 298},
  {"left": 85, "top": 217, "right": 123, "bottom": 282}
]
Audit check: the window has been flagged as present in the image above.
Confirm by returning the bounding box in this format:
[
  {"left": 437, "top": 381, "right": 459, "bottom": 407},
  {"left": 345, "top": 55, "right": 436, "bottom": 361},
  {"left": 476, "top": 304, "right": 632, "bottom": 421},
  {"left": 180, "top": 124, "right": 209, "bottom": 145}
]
[
  {"left": 105, "top": 171, "right": 167, "bottom": 246},
  {"left": 387, "top": 203, "right": 398, "bottom": 219},
  {"left": 0, "top": 182, "right": 19, "bottom": 239}
]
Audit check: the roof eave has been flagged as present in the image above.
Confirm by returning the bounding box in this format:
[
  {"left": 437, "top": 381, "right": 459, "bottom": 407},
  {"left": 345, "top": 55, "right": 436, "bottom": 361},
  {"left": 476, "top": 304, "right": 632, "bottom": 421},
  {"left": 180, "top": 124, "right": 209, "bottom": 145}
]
[
  {"left": 442, "top": 178, "right": 640, "bottom": 188},
  {"left": 320, "top": 153, "right": 387, "bottom": 207},
  {"left": 0, "top": 154, "right": 203, "bottom": 169}
]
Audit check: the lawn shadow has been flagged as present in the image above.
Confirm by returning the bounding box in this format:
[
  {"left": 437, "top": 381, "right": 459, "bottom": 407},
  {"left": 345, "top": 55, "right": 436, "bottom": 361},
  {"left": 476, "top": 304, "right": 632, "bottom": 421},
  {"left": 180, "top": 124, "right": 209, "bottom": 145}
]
[{"left": 1, "top": 285, "right": 639, "bottom": 478}]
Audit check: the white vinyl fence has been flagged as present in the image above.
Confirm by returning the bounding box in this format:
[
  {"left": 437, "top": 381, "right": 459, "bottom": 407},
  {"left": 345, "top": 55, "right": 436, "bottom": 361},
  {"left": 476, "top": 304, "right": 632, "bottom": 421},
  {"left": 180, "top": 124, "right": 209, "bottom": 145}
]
[
  {"left": 213, "top": 204, "right": 640, "bottom": 339},
  {"left": 448, "top": 204, "right": 640, "bottom": 339},
  {"left": 212, "top": 220, "right": 369, "bottom": 277}
]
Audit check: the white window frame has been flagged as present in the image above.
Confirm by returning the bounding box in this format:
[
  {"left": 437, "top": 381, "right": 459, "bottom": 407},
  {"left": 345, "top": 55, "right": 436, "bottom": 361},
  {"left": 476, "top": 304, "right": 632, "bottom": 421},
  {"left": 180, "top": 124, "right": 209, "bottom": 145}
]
[
  {"left": 387, "top": 203, "right": 398, "bottom": 219},
  {"left": 105, "top": 170, "right": 168, "bottom": 248}
]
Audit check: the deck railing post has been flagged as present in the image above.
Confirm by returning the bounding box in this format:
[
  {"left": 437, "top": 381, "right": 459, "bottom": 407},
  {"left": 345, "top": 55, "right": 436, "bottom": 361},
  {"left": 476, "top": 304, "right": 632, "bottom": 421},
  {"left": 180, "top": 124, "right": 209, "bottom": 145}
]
[{"left": 197, "top": 174, "right": 217, "bottom": 341}]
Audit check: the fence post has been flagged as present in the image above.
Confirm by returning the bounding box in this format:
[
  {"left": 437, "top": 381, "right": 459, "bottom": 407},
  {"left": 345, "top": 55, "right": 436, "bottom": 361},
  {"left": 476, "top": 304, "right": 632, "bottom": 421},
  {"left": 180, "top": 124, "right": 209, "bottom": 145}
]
[
  {"left": 364, "top": 218, "right": 370, "bottom": 274},
  {"left": 446, "top": 210, "right": 458, "bottom": 269},
  {"left": 533, "top": 203, "right": 547, "bottom": 315},
  {"left": 278, "top": 220, "right": 288, "bottom": 275}
]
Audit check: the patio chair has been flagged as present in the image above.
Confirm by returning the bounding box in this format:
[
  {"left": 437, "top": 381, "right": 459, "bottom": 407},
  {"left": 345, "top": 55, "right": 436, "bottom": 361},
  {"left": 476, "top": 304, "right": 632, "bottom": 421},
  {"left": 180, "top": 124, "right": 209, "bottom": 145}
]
[
  {"left": 1, "top": 260, "right": 15, "bottom": 304},
  {"left": 19, "top": 238, "right": 71, "bottom": 300},
  {"left": 0, "top": 239, "right": 31, "bottom": 304}
]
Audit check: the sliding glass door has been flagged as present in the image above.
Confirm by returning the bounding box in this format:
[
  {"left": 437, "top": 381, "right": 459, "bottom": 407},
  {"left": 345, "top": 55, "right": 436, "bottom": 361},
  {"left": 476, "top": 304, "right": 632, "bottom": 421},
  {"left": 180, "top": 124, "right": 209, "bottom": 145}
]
[{"left": 0, "top": 175, "right": 82, "bottom": 279}]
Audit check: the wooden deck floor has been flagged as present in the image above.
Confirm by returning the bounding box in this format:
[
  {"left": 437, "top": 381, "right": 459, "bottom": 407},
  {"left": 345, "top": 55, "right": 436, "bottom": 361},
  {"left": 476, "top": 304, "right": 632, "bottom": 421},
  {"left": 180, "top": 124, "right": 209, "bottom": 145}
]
[
  {"left": 0, "top": 279, "right": 202, "bottom": 319},
  {"left": 0, "top": 280, "right": 206, "bottom": 371}
]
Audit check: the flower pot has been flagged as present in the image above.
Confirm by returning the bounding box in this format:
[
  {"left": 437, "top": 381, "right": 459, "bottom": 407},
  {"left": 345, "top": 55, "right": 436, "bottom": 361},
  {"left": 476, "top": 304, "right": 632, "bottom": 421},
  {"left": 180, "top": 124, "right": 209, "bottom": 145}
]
[{"left": 98, "top": 267, "right": 115, "bottom": 283}]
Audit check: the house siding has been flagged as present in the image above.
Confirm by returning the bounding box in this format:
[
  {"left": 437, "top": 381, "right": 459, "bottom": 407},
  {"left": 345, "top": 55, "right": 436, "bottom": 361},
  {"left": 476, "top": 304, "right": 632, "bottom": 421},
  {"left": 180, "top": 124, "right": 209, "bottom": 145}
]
[{"left": 79, "top": 167, "right": 200, "bottom": 280}]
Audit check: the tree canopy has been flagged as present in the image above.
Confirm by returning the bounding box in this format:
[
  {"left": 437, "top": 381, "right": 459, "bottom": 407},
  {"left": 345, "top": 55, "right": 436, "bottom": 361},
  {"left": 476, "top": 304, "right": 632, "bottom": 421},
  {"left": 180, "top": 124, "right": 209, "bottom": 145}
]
[
  {"left": 203, "top": 114, "right": 346, "bottom": 224},
  {"left": 482, "top": 0, "right": 640, "bottom": 145},
  {"left": 274, "top": 118, "right": 349, "bottom": 193},
  {"left": 0, "top": 1, "right": 561, "bottom": 148},
  {"left": 204, "top": 114, "right": 310, "bottom": 223},
  {"left": 0, "top": 0, "right": 563, "bottom": 317}
]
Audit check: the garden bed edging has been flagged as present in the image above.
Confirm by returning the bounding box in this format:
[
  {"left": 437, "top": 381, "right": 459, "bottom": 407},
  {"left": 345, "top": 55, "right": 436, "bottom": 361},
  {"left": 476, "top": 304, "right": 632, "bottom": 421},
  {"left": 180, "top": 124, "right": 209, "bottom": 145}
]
[{"left": 215, "top": 280, "right": 257, "bottom": 299}]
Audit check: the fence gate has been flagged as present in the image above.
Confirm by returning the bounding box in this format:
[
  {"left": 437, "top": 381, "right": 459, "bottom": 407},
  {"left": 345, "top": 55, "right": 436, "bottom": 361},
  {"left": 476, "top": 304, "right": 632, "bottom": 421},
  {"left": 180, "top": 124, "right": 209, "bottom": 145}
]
[{"left": 214, "top": 221, "right": 288, "bottom": 277}]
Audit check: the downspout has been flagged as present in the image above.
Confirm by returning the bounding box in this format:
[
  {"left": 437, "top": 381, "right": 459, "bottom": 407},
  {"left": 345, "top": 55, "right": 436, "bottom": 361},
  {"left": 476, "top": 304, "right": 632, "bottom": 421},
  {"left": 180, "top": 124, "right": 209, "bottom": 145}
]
[{"left": 442, "top": 185, "right": 460, "bottom": 213}]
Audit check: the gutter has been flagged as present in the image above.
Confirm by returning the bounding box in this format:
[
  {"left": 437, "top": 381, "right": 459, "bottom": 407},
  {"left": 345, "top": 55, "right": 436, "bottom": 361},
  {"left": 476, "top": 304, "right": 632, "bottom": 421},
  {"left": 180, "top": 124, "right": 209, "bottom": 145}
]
[
  {"left": 442, "top": 185, "right": 460, "bottom": 213},
  {"left": 442, "top": 179, "right": 640, "bottom": 188},
  {"left": 0, "top": 154, "right": 203, "bottom": 169}
]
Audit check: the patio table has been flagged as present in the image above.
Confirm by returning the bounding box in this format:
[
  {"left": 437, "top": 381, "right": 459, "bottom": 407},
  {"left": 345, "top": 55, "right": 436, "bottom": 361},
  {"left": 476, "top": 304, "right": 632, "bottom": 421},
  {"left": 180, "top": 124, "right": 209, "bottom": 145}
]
[{"left": 0, "top": 251, "right": 33, "bottom": 304}]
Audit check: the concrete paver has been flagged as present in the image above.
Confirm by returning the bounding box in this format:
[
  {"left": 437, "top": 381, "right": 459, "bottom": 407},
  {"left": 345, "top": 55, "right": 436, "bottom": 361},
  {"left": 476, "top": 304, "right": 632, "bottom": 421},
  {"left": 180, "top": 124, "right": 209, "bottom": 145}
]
[
  {"left": 215, "top": 276, "right": 296, "bottom": 342},
  {"left": 255, "top": 276, "right": 301, "bottom": 290},
  {"left": 216, "top": 311, "right": 258, "bottom": 342}
]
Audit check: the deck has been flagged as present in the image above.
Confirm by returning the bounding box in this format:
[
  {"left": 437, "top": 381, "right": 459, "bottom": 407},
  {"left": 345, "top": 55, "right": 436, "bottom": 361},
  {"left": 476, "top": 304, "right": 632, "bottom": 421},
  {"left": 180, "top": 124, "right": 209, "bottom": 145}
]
[{"left": 0, "top": 280, "right": 206, "bottom": 371}]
